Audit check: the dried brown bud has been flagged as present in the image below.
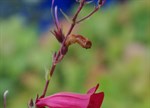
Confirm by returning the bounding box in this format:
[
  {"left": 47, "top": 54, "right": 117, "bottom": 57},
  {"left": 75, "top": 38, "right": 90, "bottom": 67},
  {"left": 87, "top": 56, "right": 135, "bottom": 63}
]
[{"left": 65, "top": 34, "right": 92, "bottom": 49}]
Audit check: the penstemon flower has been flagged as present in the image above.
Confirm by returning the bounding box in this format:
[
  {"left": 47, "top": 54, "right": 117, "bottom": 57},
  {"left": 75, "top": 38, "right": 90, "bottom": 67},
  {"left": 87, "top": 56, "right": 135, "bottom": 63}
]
[
  {"left": 27, "top": 0, "right": 106, "bottom": 108},
  {"left": 36, "top": 84, "right": 104, "bottom": 108}
]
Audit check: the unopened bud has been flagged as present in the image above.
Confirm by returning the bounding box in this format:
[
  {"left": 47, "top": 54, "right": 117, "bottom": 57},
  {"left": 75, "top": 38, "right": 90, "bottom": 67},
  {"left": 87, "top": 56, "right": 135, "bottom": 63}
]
[
  {"left": 61, "top": 45, "right": 68, "bottom": 55},
  {"left": 28, "top": 99, "right": 34, "bottom": 107}
]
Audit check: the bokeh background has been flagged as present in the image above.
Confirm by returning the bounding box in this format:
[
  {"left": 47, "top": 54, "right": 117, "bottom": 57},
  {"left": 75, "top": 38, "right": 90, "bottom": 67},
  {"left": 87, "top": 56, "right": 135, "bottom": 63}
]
[{"left": 0, "top": 0, "right": 150, "bottom": 108}]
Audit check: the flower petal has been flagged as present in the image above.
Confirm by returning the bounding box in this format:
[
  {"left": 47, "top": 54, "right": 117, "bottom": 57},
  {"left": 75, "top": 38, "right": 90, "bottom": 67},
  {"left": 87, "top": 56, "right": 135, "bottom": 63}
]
[
  {"left": 88, "top": 92, "right": 104, "bottom": 108},
  {"left": 36, "top": 92, "right": 91, "bottom": 108},
  {"left": 87, "top": 84, "right": 99, "bottom": 94},
  {"left": 36, "top": 84, "right": 104, "bottom": 108}
]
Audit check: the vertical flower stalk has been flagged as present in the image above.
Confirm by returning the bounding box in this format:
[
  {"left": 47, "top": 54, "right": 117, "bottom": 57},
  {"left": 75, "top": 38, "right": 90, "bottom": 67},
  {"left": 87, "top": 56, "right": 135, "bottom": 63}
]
[{"left": 29, "top": 0, "right": 106, "bottom": 107}]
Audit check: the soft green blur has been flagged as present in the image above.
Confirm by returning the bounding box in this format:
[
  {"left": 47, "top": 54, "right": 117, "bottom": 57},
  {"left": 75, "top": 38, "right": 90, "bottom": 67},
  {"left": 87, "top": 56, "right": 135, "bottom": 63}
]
[{"left": 0, "top": 0, "right": 150, "bottom": 108}]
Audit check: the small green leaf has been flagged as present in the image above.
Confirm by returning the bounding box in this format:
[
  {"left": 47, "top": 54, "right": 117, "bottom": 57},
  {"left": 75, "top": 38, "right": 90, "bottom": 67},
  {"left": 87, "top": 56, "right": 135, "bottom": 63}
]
[
  {"left": 45, "top": 68, "right": 50, "bottom": 81},
  {"left": 60, "top": 9, "right": 72, "bottom": 23}
]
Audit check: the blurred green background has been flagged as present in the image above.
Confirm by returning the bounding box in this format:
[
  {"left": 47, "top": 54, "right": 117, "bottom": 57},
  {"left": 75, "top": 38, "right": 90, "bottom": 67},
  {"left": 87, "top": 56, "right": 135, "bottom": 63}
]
[{"left": 0, "top": 0, "right": 150, "bottom": 108}]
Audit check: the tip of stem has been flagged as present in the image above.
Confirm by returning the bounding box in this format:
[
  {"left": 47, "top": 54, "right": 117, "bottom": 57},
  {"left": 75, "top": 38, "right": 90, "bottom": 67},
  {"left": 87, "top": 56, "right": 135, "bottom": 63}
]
[
  {"left": 3, "top": 90, "right": 9, "bottom": 98},
  {"left": 3, "top": 90, "right": 9, "bottom": 108}
]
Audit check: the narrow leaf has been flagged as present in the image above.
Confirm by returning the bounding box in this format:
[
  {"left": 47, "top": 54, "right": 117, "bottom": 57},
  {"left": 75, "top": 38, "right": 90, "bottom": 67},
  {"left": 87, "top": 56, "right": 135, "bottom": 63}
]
[
  {"left": 45, "top": 67, "right": 51, "bottom": 81},
  {"left": 60, "top": 9, "right": 72, "bottom": 23}
]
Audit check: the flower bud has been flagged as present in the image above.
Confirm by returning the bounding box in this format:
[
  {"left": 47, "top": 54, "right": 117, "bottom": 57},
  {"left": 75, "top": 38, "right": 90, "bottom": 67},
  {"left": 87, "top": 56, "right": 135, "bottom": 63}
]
[{"left": 61, "top": 45, "right": 68, "bottom": 55}]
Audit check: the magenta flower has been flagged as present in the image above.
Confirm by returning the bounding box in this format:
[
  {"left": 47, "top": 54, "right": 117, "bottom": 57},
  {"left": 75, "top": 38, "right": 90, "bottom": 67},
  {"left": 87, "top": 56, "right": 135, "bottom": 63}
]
[{"left": 36, "top": 84, "right": 104, "bottom": 108}]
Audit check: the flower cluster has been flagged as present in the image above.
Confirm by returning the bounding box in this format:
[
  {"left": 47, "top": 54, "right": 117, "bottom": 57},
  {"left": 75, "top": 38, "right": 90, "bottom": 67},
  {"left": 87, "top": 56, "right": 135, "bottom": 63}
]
[{"left": 28, "top": 0, "right": 106, "bottom": 108}]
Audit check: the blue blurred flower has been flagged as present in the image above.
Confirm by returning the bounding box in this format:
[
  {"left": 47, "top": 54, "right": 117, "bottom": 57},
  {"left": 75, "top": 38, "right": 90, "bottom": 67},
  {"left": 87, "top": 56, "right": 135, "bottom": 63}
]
[{"left": 0, "top": 0, "right": 128, "bottom": 34}]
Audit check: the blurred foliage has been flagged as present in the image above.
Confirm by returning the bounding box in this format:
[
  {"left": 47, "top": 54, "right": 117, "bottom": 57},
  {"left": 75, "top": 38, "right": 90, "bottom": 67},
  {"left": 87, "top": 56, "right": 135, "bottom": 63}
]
[{"left": 0, "top": 0, "right": 150, "bottom": 108}]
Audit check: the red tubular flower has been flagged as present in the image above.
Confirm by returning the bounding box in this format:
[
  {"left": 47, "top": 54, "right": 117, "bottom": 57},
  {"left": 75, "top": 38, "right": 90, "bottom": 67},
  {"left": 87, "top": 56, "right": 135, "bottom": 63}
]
[{"left": 36, "top": 84, "right": 104, "bottom": 108}]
